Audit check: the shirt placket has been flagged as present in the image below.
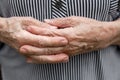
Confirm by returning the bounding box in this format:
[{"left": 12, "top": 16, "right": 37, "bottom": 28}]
[{"left": 51, "top": 0, "right": 67, "bottom": 18}]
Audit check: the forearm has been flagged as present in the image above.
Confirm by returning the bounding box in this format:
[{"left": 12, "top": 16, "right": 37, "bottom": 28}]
[
  {"left": 0, "top": 17, "right": 7, "bottom": 43},
  {"left": 109, "top": 18, "right": 120, "bottom": 45}
]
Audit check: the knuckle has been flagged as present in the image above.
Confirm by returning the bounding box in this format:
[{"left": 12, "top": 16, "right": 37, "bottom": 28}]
[
  {"left": 44, "top": 48, "right": 53, "bottom": 55},
  {"left": 38, "top": 39, "right": 45, "bottom": 47},
  {"left": 43, "top": 48, "right": 57, "bottom": 55},
  {"left": 38, "top": 48, "right": 48, "bottom": 55}
]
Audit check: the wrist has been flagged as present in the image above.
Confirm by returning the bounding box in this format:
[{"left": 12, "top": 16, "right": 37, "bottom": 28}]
[
  {"left": 0, "top": 17, "right": 8, "bottom": 42},
  {"left": 0, "top": 17, "right": 7, "bottom": 30},
  {"left": 106, "top": 20, "right": 120, "bottom": 45}
]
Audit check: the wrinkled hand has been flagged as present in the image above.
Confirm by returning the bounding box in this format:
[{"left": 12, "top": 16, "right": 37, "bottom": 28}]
[
  {"left": 0, "top": 17, "right": 69, "bottom": 63},
  {"left": 23, "top": 16, "right": 118, "bottom": 58}
]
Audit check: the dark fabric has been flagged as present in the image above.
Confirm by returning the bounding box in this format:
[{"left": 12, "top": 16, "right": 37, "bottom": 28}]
[
  {"left": 0, "top": 0, "right": 11, "bottom": 79},
  {"left": 0, "top": 66, "right": 2, "bottom": 80},
  {"left": 0, "top": 43, "right": 4, "bottom": 50},
  {"left": 117, "top": 0, "right": 120, "bottom": 18},
  {"left": 0, "top": 0, "right": 11, "bottom": 17},
  {"left": 0, "top": 0, "right": 11, "bottom": 50},
  {"left": 118, "top": 0, "right": 120, "bottom": 11},
  {"left": 118, "top": 0, "right": 120, "bottom": 17}
]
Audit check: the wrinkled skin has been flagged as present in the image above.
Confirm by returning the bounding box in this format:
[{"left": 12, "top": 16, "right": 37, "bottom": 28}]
[
  {"left": 0, "top": 17, "right": 69, "bottom": 63},
  {"left": 21, "top": 16, "right": 119, "bottom": 63}
]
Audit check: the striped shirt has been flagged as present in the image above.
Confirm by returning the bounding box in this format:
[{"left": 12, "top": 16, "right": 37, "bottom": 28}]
[{"left": 0, "top": 0, "right": 120, "bottom": 80}]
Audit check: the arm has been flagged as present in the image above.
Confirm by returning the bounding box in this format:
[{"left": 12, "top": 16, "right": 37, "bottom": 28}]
[
  {"left": 0, "top": 17, "right": 7, "bottom": 42},
  {"left": 111, "top": 18, "right": 120, "bottom": 45}
]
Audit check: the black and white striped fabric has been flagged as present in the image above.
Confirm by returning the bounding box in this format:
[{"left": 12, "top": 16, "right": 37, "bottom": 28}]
[
  {"left": 52, "top": 0, "right": 67, "bottom": 18},
  {"left": 0, "top": 0, "right": 120, "bottom": 80}
]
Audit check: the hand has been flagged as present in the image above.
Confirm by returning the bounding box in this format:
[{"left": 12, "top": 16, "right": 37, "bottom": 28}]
[
  {"left": 0, "top": 17, "right": 69, "bottom": 63},
  {"left": 23, "top": 16, "right": 118, "bottom": 56}
]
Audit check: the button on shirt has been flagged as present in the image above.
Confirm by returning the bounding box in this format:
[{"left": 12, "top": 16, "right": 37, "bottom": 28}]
[
  {"left": 55, "top": 0, "right": 62, "bottom": 9},
  {"left": 0, "top": 0, "right": 120, "bottom": 80}
]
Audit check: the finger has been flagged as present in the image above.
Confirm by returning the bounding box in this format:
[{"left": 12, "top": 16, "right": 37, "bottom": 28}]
[
  {"left": 20, "top": 45, "right": 66, "bottom": 55},
  {"left": 44, "top": 16, "right": 81, "bottom": 28},
  {"left": 21, "top": 31, "right": 68, "bottom": 47},
  {"left": 16, "top": 17, "right": 57, "bottom": 29},
  {"left": 26, "top": 26, "right": 70, "bottom": 38},
  {"left": 26, "top": 26, "right": 57, "bottom": 36},
  {"left": 26, "top": 53, "right": 69, "bottom": 64}
]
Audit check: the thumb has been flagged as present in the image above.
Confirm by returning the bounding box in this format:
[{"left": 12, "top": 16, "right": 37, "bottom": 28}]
[{"left": 44, "top": 16, "right": 80, "bottom": 28}]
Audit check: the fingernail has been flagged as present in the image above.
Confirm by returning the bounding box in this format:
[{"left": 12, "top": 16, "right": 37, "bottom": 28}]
[
  {"left": 63, "top": 57, "right": 69, "bottom": 63},
  {"left": 21, "top": 48, "right": 28, "bottom": 53}
]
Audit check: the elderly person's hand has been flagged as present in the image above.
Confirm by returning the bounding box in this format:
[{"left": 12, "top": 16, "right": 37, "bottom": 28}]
[
  {"left": 0, "top": 17, "right": 69, "bottom": 63},
  {"left": 22, "top": 16, "right": 119, "bottom": 63}
]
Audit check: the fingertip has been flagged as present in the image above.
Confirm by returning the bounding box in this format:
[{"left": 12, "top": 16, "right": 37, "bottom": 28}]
[
  {"left": 19, "top": 45, "right": 29, "bottom": 53},
  {"left": 20, "top": 47, "right": 27, "bottom": 53},
  {"left": 57, "top": 53, "right": 69, "bottom": 62},
  {"left": 63, "top": 58, "right": 69, "bottom": 63},
  {"left": 25, "top": 26, "right": 35, "bottom": 33},
  {"left": 63, "top": 57, "right": 69, "bottom": 63},
  {"left": 26, "top": 57, "right": 33, "bottom": 63},
  {"left": 26, "top": 25, "right": 41, "bottom": 35}
]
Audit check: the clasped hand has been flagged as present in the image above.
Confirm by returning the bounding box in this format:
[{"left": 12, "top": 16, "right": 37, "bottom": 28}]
[
  {"left": 0, "top": 17, "right": 68, "bottom": 63},
  {"left": 19, "top": 16, "right": 118, "bottom": 64}
]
